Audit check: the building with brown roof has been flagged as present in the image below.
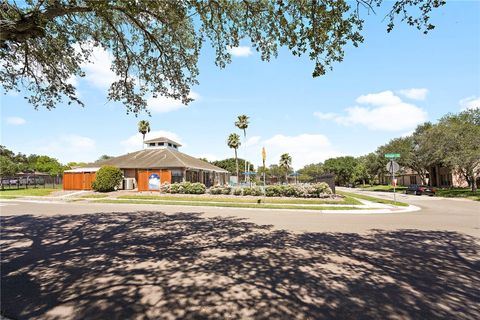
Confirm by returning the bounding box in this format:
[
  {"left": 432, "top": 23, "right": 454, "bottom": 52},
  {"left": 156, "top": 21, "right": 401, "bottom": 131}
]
[{"left": 63, "top": 137, "right": 229, "bottom": 191}]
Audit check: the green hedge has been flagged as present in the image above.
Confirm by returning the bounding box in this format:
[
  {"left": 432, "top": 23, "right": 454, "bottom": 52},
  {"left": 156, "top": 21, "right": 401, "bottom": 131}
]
[
  {"left": 161, "top": 182, "right": 206, "bottom": 194},
  {"left": 265, "top": 183, "right": 332, "bottom": 198},
  {"left": 91, "top": 166, "right": 123, "bottom": 192},
  {"left": 208, "top": 185, "right": 231, "bottom": 195}
]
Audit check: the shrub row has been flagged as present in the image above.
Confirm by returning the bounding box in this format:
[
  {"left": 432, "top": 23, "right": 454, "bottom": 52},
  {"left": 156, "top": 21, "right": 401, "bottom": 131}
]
[
  {"left": 161, "top": 182, "right": 206, "bottom": 194},
  {"left": 264, "top": 183, "right": 332, "bottom": 198},
  {"left": 205, "top": 183, "right": 332, "bottom": 198},
  {"left": 208, "top": 185, "right": 232, "bottom": 195}
]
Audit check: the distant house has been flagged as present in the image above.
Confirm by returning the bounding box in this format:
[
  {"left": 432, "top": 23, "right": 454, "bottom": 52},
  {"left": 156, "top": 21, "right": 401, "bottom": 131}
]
[
  {"left": 381, "top": 165, "right": 470, "bottom": 188},
  {"left": 63, "top": 137, "right": 229, "bottom": 191}
]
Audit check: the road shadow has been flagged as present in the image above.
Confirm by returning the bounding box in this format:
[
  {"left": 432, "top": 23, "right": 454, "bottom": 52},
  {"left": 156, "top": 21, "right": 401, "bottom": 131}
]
[{"left": 1, "top": 211, "right": 479, "bottom": 319}]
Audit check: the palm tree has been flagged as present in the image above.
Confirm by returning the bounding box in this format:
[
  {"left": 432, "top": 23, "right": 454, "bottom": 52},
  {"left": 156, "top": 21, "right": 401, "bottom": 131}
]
[
  {"left": 235, "top": 115, "right": 249, "bottom": 182},
  {"left": 279, "top": 153, "right": 292, "bottom": 184},
  {"left": 138, "top": 120, "right": 150, "bottom": 149},
  {"left": 227, "top": 133, "right": 241, "bottom": 184}
]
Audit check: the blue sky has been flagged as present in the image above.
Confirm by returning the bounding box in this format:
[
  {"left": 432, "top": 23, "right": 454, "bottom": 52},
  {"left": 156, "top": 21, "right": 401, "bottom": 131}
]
[{"left": 1, "top": 1, "right": 479, "bottom": 169}]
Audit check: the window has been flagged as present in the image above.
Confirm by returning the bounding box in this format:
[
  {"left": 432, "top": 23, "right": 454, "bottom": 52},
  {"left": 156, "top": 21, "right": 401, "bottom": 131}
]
[
  {"left": 158, "top": 142, "right": 165, "bottom": 146},
  {"left": 171, "top": 170, "right": 183, "bottom": 183},
  {"left": 410, "top": 176, "right": 417, "bottom": 184},
  {"left": 168, "top": 143, "right": 172, "bottom": 147},
  {"left": 148, "top": 143, "right": 155, "bottom": 147},
  {"left": 173, "top": 145, "right": 177, "bottom": 149},
  {"left": 440, "top": 174, "right": 450, "bottom": 186}
]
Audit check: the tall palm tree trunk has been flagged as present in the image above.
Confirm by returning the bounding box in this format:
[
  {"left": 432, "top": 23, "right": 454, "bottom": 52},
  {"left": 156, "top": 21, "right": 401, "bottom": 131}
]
[
  {"left": 243, "top": 130, "right": 247, "bottom": 184},
  {"left": 235, "top": 148, "right": 239, "bottom": 185}
]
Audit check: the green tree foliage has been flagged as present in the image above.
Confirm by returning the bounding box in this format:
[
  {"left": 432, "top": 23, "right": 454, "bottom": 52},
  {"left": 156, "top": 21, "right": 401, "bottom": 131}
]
[
  {"left": 235, "top": 115, "right": 250, "bottom": 183},
  {"left": 91, "top": 165, "right": 123, "bottom": 192},
  {"left": 211, "top": 158, "right": 254, "bottom": 177},
  {"left": 352, "top": 155, "right": 372, "bottom": 186},
  {"left": 97, "top": 155, "right": 114, "bottom": 162},
  {"left": 0, "top": 155, "right": 18, "bottom": 177},
  {"left": 1, "top": 1, "right": 444, "bottom": 114},
  {"left": 362, "top": 152, "right": 384, "bottom": 184},
  {"left": 227, "top": 133, "right": 241, "bottom": 181},
  {"left": 297, "top": 163, "right": 324, "bottom": 182},
  {"left": 235, "top": 115, "right": 249, "bottom": 138},
  {"left": 137, "top": 120, "right": 150, "bottom": 148},
  {"left": 323, "top": 156, "right": 359, "bottom": 186},
  {"left": 33, "top": 155, "right": 66, "bottom": 176},
  {"left": 279, "top": 153, "right": 292, "bottom": 183},
  {"left": 67, "top": 161, "right": 88, "bottom": 168},
  {"left": 0, "top": 146, "right": 68, "bottom": 175},
  {"left": 421, "top": 109, "right": 480, "bottom": 192}
]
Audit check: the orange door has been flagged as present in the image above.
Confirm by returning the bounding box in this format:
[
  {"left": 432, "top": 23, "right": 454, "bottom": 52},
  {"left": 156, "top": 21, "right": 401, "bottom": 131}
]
[
  {"left": 63, "top": 173, "right": 73, "bottom": 190},
  {"left": 83, "top": 173, "right": 96, "bottom": 190},
  {"left": 138, "top": 170, "right": 168, "bottom": 191},
  {"left": 138, "top": 170, "right": 149, "bottom": 191},
  {"left": 160, "top": 170, "right": 172, "bottom": 184}
]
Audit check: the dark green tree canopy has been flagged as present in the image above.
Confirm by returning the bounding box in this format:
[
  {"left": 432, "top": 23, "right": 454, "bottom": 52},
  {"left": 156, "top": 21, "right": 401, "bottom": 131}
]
[
  {"left": 1, "top": 0, "right": 444, "bottom": 114},
  {"left": 211, "top": 158, "right": 254, "bottom": 175}
]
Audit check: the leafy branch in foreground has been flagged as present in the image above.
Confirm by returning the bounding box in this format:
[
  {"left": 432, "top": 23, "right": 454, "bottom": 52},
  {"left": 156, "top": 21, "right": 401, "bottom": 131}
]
[{"left": 0, "top": 0, "right": 445, "bottom": 114}]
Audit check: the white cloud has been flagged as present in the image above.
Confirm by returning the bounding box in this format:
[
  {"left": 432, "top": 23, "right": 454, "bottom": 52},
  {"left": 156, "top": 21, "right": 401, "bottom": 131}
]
[
  {"left": 227, "top": 46, "right": 253, "bottom": 57},
  {"left": 6, "top": 116, "right": 26, "bottom": 125},
  {"left": 398, "top": 88, "right": 429, "bottom": 100},
  {"left": 81, "top": 45, "right": 117, "bottom": 89},
  {"left": 69, "top": 43, "right": 117, "bottom": 90},
  {"left": 66, "top": 76, "right": 78, "bottom": 87},
  {"left": 121, "top": 130, "right": 183, "bottom": 152},
  {"left": 147, "top": 91, "right": 200, "bottom": 113},
  {"left": 314, "top": 90, "right": 428, "bottom": 132},
  {"left": 35, "top": 134, "right": 96, "bottom": 163},
  {"left": 245, "top": 136, "right": 261, "bottom": 147},
  {"left": 459, "top": 96, "right": 480, "bottom": 110},
  {"left": 244, "top": 134, "right": 341, "bottom": 169}
]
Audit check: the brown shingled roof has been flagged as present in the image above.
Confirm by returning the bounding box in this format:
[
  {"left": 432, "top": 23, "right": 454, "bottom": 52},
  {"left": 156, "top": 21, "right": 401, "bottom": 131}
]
[{"left": 94, "top": 148, "right": 228, "bottom": 173}]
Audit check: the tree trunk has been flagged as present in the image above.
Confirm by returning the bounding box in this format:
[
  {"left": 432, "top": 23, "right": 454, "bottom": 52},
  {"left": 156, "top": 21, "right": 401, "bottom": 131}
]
[
  {"left": 142, "top": 134, "right": 145, "bottom": 149},
  {"left": 471, "top": 170, "right": 477, "bottom": 192},
  {"left": 235, "top": 149, "right": 239, "bottom": 185},
  {"left": 243, "top": 131, "right": 248, "bottom": 183}
]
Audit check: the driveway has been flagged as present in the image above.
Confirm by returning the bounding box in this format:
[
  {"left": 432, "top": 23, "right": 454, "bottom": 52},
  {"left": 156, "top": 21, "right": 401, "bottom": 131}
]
[{"left": 1, "top": 200, "right": 479, "bottom": 319}]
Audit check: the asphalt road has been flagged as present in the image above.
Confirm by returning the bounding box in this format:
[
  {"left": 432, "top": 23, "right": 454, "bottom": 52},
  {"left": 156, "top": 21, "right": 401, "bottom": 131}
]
[
  {"left": 1, "top": 191, "right": 479, "bottom": 236},
  {"left": 1, "top": 196, "right": 479, "bottom": 319}
]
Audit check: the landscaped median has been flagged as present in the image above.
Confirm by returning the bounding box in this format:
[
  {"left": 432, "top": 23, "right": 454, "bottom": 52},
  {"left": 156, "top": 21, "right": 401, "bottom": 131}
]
[
  {"left": 86, "top": 192, "right": 410, "bottom": 212},
  {"left": 93, "top": 198, "right": 364, "bottom": 211}
]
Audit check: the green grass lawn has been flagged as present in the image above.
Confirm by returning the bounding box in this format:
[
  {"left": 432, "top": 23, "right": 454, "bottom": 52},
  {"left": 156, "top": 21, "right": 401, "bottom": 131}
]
[
  {"left": 0, "top": 187, "right": 59, "bottom": 197},
  {"left": 94, "top": 199, "right": 363, "bottom": 211},
  {"left": 357, "top": 185, "right": 407, "bottom": 193},
  {"left": 435, "top": 188, "right": 480, "bottom": 201},
  {"left": 117, "top": 194, "right": 362, "bottom": 205},
  {"left": 337, "top": 190, "right": 409, "bottom": 207}
]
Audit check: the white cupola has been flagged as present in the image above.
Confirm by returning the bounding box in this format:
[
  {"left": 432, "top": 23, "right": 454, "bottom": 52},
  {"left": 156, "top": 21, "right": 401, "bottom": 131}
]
[{"left": 144, "top": 137, "right": 182, "bottom": 150}]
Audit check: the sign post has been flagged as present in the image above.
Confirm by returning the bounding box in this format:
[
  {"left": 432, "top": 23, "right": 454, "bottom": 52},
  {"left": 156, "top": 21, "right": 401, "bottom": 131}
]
[
  {"left": 262, "top": 146, "right": 266, "bottom": 190},
  {"left": 385, "top": 154, "right": 401, "bottom": 204}
]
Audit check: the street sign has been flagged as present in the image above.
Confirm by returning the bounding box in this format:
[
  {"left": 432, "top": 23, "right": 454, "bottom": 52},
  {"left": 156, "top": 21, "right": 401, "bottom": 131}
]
[
  {"left": 384, "top": 153, "right": 401, "bottom": 159},
  {"left": 386, "top": 161, "right": 400, "bottom": 173}
]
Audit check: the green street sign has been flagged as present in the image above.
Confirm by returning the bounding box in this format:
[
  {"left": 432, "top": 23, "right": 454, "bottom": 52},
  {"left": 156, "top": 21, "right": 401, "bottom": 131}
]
[{"left": 384, "top": 153, "right": 401, "bottom": 159}]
